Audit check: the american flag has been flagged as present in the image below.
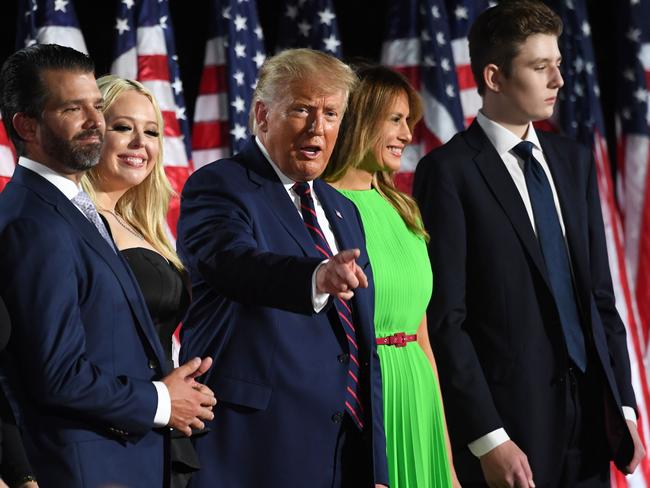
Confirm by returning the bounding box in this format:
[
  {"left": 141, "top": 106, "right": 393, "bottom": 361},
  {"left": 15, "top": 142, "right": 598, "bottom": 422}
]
[
  {"left": 1, "top": 0, "right": 88, "bottom": 192},
  {"left": 381, "top": 0, "right": 464, "bottom": 193},
  {"left": 445, "top": 0, "right": 490, "bottom": 126},
  {"left": 276, "top": 0, "right": 342, "bottom": 58},
  {"left": 544, "top": 1, "right": 650, "bottom": 485},
  {"left": 192, "top": 0, "right": 265, "bottom": 168},
  {"left": 111, "top": 0, "right": 192, "bottom": 238},
  {"left": 615, "top": 0, "right": 650, "bottom": 485},
  {"left": 17, "top": 0, "right": 87, "bottom": 53}
]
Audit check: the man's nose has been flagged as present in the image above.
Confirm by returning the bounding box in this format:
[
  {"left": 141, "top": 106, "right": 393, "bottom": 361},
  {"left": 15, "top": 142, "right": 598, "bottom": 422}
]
[
  {"left": 550, "top": 66, "right": 564, "bottom": 89},
  {"left": 308, "top": 114, "right": 324, "bottom": 135},
  {"left": 83, "top": 106, "right": 104, "bottom": 130}
]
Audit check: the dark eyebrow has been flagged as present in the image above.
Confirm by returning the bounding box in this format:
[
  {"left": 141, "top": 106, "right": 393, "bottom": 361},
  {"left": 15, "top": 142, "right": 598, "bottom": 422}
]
[
  {"left": 530, "top": 56, "right": 562, "bottom": 65},
  {"left": 59, "top": 97, "right": 104, "bottom": 107}
]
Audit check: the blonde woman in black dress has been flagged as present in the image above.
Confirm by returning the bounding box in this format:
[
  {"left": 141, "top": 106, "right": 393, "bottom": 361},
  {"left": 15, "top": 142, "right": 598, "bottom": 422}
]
[{"left": 81, "top": 75, "right": 198, "bottom": 487}]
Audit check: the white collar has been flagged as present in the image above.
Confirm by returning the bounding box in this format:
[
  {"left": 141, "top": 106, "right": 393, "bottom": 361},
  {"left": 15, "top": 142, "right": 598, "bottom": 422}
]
[
  {"left": 18, "top": 156, "right": 81, "bottom": 200},
  {"left": 476, "top": 111, "right": 542, "bottom": 156}
]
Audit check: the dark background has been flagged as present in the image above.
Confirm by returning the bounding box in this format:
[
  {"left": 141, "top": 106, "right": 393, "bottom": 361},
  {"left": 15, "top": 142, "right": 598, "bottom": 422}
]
[{"left": 0, "top": 0, "right": 619, "bottom": 167}]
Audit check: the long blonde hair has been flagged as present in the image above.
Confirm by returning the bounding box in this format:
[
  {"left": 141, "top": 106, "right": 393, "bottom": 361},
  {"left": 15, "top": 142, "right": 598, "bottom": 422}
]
[
  {"left": 323, "top": 65, "right": 428, "bottom": 240},
  {"left": 81, "top": 75, "right": 183, "bottom": 270}
]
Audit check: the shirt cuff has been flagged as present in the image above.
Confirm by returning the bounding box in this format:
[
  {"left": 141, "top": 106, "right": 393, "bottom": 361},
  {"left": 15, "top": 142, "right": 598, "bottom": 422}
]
[
  {"left": 152, "top": 381, "right": 171, "bottom": 427},
  {"left": 623, "top": 406, "right": 637, "bottom": 424},
  {"left": 311, "top": 259, "right": 330, "bottom": 312},
  {"left": 468, "top": 428, "right": 510, "bottom": 457}
]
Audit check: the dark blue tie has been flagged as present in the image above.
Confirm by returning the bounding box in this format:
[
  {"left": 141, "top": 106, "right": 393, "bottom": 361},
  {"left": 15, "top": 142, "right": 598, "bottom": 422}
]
[
  {"left": 292, "top": 182, "right": 365, "bottom": 429},
  {"left": 513, "top": 141, "right": 587, "bottom": 372}
]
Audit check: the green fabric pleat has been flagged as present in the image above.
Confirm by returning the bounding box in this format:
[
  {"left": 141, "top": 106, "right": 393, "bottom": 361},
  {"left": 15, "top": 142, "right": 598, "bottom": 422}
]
[{"left": 339, "top": 189, "right": 452, "bottom": 488}]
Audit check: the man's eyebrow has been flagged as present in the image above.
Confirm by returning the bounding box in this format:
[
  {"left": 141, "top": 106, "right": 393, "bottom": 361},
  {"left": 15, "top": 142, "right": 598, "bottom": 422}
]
[
  {"left": 56, "top": 96, "right": 104, "bottom": 107},
  {"left": 529, "top": 56, "right": 562, "bottom": 64}
]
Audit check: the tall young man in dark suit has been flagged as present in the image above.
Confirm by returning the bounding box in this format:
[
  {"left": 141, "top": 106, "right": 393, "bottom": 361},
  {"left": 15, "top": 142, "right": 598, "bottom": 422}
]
[
  {"left": 0, "top": 44, "right": 215, "bottom": 487},
  {"left": 177, "top": 48, "right": 388, "bottom": 488},
  {"left": 413, "top": 2, "right": 644, "bottom": 487}
]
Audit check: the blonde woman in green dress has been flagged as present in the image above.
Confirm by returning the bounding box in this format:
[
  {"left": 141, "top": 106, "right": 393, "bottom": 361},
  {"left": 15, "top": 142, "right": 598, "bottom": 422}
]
[{"left": 323, "top": 65, "right": 460, "bottom": 488}]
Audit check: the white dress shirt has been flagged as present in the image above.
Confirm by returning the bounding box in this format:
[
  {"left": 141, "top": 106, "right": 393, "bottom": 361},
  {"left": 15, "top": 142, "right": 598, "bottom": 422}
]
[
  {"left": 255, "top": 137, "right": 338, "bottom": 312},
  {"left": 468, "top": 114, "right": 636, "bottom": 458},
  {"left": 18, "top": 157, "right": 171, "bottom": 427}
]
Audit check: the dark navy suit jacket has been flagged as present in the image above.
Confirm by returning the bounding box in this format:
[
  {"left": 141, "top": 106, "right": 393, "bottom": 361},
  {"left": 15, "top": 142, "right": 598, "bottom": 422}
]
[
  {"left": 0, "top": 165, "right": 170, "bottom": 487},
  {"left": 414, "top": 121, "right": 636, "bottom": 485},
  {"left": 178, "top": 139, "right": 389, "bottom": 487}
]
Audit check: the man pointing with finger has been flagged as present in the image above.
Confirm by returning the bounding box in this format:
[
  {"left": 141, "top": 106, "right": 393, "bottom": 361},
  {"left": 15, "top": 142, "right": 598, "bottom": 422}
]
[{"left": 177, "top": 48, "right": 389, "bottom": 488}]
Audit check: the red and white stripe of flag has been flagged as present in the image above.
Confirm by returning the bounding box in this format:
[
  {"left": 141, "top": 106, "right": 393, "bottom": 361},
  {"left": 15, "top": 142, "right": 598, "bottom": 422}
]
[
  {"left": 26, "top": 24, "right": 88, "bottom": 53},
  {"left": 192, "top": 36, "right": 231, "bottom": 169},
  {"left": 0, "top": 115, "right": 15, "bottom": 193},
  {"left": 450, "top": 36, "right": 480, "bottom": 127},
  {"left": 589, "top": 131, "right": 650, "bottom": 488},
  {"left": 613, "top": 40, "right": 650, "bottom": 488}
]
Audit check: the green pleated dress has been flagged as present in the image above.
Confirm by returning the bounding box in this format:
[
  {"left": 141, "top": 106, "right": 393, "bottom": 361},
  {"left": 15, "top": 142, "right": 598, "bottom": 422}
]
[{"left": 339, "top": 188, "right": 452, "bottom": 488}]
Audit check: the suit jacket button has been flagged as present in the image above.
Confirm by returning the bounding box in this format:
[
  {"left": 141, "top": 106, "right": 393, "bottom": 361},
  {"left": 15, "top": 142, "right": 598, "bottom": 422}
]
[
  {"left": 338, "top": 353, "right": 349, "bottom": 364},
  {"left": 148, "top": 359, "right": 157, "bottom": 369},
  {"left": 331, "top": 411, "right": 344, "bottom": 424}
]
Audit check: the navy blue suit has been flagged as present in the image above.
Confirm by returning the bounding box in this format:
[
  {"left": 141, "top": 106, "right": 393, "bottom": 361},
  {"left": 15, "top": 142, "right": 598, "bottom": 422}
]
[
  {"left": 413, "top": 121, "right": 636, "bottom": 485},
  {"left": 0, "top": 165, "right": 170, "bottom": 487},
  {"left": 177, "top": 139, "right": 388, "bottom": 487}
]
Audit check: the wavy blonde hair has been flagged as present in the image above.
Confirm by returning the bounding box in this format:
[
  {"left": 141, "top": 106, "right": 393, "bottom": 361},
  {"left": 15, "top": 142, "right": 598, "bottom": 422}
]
[
  {"left": 323, "top": 65, "right": 428, "bottom": 240},
  {"left": 81, "top": 75, "right": 183, "bottom": 270}
]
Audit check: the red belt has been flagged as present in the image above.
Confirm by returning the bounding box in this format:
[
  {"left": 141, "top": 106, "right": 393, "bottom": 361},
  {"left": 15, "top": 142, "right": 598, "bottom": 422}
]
[{"left": 376, "top": 332, "right": 417, "bottom": 347}]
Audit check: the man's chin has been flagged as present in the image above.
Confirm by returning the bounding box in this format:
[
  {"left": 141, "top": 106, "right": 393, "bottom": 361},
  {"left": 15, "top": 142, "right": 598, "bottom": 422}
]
[{"left": 67, "top": 144, "right": 102, "bottom": 171}]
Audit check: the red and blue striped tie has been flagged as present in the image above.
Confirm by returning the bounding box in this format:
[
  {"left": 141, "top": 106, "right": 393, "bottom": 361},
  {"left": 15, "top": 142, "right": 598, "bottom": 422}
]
[{"left": 293, "top": 182, "right": 364, "bottom": 430}]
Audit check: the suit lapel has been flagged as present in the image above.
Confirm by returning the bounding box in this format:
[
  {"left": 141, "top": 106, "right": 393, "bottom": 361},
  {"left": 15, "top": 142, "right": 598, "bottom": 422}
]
[
  {"left": 15, "top": 166, "right": 167, "bottom": 367},
  {"left": 467, "top": 122, "right": 552, "bottom": 290},
  {"left": 243, "top": 140, "right": 323, "bottom": 258},
  {"left": 539, "top": 134, "right": 591, "bottom": 318}
]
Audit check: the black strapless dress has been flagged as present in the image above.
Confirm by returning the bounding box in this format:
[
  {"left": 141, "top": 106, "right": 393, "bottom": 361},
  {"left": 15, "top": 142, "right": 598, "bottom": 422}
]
[{"left": 121, "top": 248, "right": 199, "bottom": 488}]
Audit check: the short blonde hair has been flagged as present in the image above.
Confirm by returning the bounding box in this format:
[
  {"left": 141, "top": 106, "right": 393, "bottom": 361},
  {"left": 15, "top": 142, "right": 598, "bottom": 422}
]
[
  {"left": 249, "top": 48, "right": 357, "bottom": 133},
  {"left": 323, "top": 65, "right": 428, "bottom": 240},
  {"left": 81, "top": 75, "right": 183, "bottom": 270}
]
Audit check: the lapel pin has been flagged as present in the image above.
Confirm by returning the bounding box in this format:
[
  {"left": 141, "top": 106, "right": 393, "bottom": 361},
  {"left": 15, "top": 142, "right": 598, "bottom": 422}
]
[{"left": 335, "top": 210, "right": 343, "bottom": 219}]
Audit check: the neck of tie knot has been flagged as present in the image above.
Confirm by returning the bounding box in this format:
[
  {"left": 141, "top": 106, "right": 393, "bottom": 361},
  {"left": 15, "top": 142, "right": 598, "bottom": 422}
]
[
  {"left": 292, "top": 181, "right": 311, "bottom": 198},
  {"left": 73, "top": 190, "right": 93, "bottom": 209},
  {"left": 513, "top": 140, "right": 535, "bottom": 163}
]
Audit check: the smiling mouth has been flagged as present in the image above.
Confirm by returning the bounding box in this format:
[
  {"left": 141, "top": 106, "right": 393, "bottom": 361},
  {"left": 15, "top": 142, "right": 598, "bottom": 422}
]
[
  {"left": 387, "top": 146, "right": 403, "bottom": 156},
  {"left": 119, "top": 155, "right": 146, "bottom": 168}
]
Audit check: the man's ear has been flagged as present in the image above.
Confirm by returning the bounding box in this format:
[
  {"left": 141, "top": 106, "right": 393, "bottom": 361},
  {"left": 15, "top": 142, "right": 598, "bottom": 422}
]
[
  {"left": 483, "top": 63, "right": 502, "bottom": 93},
  {"left": 254, "top": 100, "right": 269, "bottom": 132},
  {"left": 11, "top": 113, "right": 38, "bottom": 143}
]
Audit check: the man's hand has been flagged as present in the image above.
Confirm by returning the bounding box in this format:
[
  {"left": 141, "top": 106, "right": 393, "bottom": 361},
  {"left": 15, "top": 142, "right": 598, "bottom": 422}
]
[
  {"left": 316, "top": 248, "right": 368, "bottom": 300},
  {"left": 479, "top": 440, "right": 535, "bottom": 488},
  {"left": 622, "top": 419, "right": 646, "bottom": 474},
  {"left": 162, "top": 357, "right": 217, "bottom": 436}
]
